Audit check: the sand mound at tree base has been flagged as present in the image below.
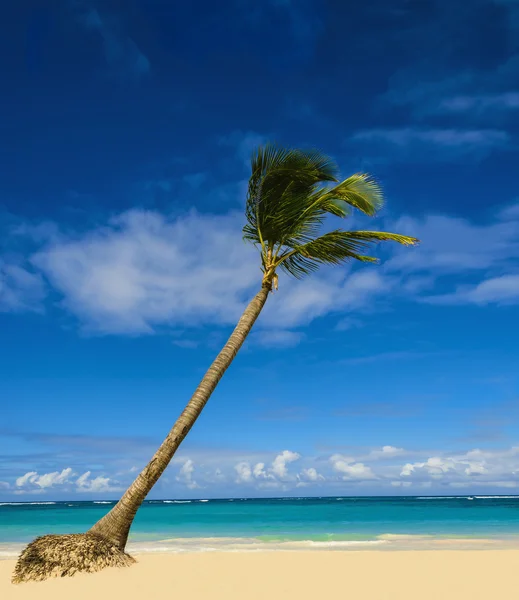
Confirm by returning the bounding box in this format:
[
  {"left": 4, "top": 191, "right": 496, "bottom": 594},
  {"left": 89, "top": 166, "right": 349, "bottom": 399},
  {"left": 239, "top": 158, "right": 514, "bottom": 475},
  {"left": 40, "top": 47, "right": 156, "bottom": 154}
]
[{"left": 12, "top": 532, "right": 136, "bottom": 584}]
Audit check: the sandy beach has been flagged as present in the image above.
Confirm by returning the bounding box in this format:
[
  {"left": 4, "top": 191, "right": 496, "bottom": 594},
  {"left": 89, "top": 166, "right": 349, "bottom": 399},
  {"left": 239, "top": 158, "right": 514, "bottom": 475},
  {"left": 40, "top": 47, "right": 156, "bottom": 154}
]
[{"left": 1, "top": 550, "right": 518, "bottom": 600}]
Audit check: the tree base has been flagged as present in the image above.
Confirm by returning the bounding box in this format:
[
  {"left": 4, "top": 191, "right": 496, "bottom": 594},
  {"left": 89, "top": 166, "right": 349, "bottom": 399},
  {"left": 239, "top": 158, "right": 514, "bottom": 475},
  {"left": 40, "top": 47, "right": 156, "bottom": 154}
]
[{"left": 12, "top": 532, "right": 136, "bottom": 584}]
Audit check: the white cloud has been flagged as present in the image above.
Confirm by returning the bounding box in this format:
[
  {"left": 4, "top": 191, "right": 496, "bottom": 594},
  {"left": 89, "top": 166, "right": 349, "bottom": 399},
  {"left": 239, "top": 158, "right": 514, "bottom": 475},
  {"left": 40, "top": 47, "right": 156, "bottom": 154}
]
[
  {"left": 176, "top": 459, "right": 200, "bottom": 489},
  {"left": 298, "top": 467, "right": 325, "bottom": 482},
  {"left": 32, "top": 210, "right": 259, "bottom": 334},
  {"left": 252, "top": 462, "right": 270, "bottom": 479},
  {"left": 368, "top": 446, "right": 405, "bottom": 460},
  {"left": 235, "top": 451, "right": 300, "bottom": 484},
  {"left": 271, "top": 450, "right": 301, "bottom": 479},
  {"left": 16, "top": 468, "right": 73, "bottom": 489},
  {"left": 427, "top": 275, "right": 519, "bottom": 306},
  {"left": 385, "top": 214, "right": 519, "bottom": 274},
  {"left": 23, "top": 208, "right": 403, "bottom": 337},
  {"left": 330, "top": 454, "right": 376, "bottom": 480},
  {"left": 15, "top": 472, "right": 38, "bottom": 487},
  {"left": 0, "top": 260, "right": 46, "bottom": 313},
  {"left": 235, "top": 461, "right": 253, "bottom": 483},
  {"left": 76, "top": 471, "right": 119, "bottom": 494},
  {"left": 3, "top": 201, "right": 517, "bottom": 337},
  {"left": 401, "top": 457, "right": 456, "bottom": 478},
  {"left": 14, "top": 468, "right": 119, "bottom": 494}
]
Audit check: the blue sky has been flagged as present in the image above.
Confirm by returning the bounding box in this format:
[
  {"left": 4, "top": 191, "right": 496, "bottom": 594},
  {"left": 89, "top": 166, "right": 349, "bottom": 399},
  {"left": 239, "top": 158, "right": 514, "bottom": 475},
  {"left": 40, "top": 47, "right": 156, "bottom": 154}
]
[{"left": 1, "top": 0, "right": 518, "bottom": 500}]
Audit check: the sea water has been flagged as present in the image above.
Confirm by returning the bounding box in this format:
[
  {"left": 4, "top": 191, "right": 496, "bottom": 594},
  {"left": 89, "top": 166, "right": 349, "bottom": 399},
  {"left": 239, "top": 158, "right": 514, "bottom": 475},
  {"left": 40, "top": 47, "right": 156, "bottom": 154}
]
[{"left": 1, "top": 496, "right": 519, "bottom": 557}]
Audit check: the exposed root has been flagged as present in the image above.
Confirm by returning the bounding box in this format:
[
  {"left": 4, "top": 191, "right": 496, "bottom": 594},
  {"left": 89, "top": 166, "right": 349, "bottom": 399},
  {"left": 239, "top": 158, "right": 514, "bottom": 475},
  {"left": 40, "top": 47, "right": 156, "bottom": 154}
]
[{"left": 12, "top": 532, "right": 136, "bottom": 584}]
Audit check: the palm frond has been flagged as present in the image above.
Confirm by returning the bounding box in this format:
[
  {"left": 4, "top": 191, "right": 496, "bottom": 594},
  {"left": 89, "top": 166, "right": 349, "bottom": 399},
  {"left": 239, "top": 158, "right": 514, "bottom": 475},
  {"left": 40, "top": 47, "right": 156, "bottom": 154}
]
[
  {"left": 276, "top": 229, "right": 418, "bottom": 278},
  {"left": 242, "top": 143, "right": 419, "bottom": 282},
  {"left": 318, "top": 174, "right": 384, "bottom": 217},
  {"left": 244, "top": 144, "right": 340, "bottom": 248}
]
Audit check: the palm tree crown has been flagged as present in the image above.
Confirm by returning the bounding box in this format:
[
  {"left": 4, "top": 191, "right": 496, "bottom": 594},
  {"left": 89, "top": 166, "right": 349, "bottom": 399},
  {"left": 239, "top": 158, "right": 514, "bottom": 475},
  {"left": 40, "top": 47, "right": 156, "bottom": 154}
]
[{"left": 243, "top": 144, "right": 418, "bottom": 289}]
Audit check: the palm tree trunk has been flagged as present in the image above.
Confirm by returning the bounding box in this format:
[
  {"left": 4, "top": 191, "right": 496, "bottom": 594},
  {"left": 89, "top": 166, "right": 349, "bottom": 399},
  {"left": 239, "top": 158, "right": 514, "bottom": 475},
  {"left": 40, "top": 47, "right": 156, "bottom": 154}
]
[{"left": 87, "top": 282, "right": 271, "bottom": 549}]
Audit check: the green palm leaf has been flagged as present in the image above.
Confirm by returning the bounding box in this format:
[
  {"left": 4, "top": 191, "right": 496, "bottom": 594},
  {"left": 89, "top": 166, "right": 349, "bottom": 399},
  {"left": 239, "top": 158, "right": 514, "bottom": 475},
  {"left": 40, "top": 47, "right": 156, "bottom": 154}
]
[
  {"left": 242, "top": 142, "right": 419, "bottom": 284},
  {"left": 276, "top": 230, "right": 418, "bottom": 278}
]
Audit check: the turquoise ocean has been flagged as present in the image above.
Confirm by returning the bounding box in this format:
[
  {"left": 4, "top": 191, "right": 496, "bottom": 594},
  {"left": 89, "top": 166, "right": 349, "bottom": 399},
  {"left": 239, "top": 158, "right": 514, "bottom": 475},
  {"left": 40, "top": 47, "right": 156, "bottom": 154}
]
[{"left": 2, "top": 496, "right": 519, "bottom": 557}]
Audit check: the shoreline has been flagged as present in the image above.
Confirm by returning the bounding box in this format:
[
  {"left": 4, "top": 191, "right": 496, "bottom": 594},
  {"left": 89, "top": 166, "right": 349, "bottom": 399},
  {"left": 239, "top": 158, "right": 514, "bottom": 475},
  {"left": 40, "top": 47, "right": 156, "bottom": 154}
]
[
  {"left": 2, "top": 533, "right": 518, "bottom": 560},
  {"left": 2, "top": 550, "right": 519, "bottom": 599}
]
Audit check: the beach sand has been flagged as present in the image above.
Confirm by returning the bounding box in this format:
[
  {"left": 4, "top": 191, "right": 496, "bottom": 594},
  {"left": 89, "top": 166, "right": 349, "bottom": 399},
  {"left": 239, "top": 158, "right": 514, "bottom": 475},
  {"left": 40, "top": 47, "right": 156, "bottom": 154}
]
[{"left": 1, "top": 550, "right": 518, "bottom": 600}]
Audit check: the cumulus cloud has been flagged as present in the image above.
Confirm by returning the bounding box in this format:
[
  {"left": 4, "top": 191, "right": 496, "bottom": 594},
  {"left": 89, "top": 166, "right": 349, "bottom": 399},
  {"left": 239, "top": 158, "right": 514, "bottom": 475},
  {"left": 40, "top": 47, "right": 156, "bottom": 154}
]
[
  {"left": 399, "top": 449, "right": 512, "bottom": 483},
  {"left": 16, "top": 468, "right": 73, "bottom": 490},
  {"left": 14, "top": 467, "right": 119, "bottom": 494},
  {"left": 76, "top": 471, "right": 119, "bottom": 494},
  {"left": 176, "top": 459, "right": 200, "bottom": 489},
  {"left": 298, "top": 468, "right": 325, "bottom": 483},
  {"left": 330, "top": 454, "right": 376, "bottom": 480},
  {"left": 235, "top": 461, "right": 253, "bottom": 483},
  {"left": 271, "top": 450, "right": 301, "bottom": 479},
  {"left": 368, "top": 446, "right": 405, "bottom": 459},
  {"left": 235, "top": 450, "right": 300, "bottom": 485}
]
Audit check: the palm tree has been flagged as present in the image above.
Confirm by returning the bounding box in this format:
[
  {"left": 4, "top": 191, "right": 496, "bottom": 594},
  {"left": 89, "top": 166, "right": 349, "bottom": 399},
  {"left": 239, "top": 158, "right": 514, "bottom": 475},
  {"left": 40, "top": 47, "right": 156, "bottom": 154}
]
[{"left": 13, "top": 144, "right": 418, "bottom": 583}]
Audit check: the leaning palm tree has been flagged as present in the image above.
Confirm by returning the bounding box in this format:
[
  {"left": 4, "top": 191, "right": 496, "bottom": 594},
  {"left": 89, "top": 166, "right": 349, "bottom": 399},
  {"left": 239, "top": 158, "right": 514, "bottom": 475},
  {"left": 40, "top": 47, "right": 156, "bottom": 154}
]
[{"left": 13, "top": 144, "right": 418, "bottom": 583}]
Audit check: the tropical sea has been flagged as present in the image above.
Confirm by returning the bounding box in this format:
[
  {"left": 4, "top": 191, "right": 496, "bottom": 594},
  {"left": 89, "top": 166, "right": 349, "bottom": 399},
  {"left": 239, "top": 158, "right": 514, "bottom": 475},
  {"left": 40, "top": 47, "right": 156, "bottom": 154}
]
[{"left": 1, "top": 496, "right": 519, "bottom": 558}]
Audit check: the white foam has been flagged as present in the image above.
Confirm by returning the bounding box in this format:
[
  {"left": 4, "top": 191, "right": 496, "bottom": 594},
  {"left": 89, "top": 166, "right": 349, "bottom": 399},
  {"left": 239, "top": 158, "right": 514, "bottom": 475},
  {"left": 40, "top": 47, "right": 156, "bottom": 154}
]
[
  {"left": 416, "top": 496, "right": 459, "bottom": 500},
  {"left": 0, "top": 502, "right": 57, "bottom": 506},
  {"left": 474, "top": 496, "right": 519, "bottom": 499},
  {"left": 287, "top": 540, "right": 388, "bottom": 548},
  {"left": 199, "top": 499, "right": 209, "bottom": 502},
  {"left": 93, "top": 501, "right": 112, "bottom": 504}
]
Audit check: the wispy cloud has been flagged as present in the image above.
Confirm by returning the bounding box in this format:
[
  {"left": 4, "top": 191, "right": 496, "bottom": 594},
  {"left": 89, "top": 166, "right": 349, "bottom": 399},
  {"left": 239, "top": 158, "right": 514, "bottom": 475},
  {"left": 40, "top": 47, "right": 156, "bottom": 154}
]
[
  {"left": 437, "top": 92, "right": 519, "bottom": 114},
  {"left": 384, "top": 213, "right": 519, "bottom": 274},
  {"left": 10, "top": 209, "right": 398, "bottom": 337},
  {"left": 0, "top": 259, "right": 46, "bottom": 313},
  {"left": 72, "top": 2, "right": 150, "bottom": 79},
  {"left": 249, "top": 329, "right": 305, "bottom": 348},
  {"left": 350, "top": 128, "right": 510, "bottom": 162},
  {"left": 3, "top": 196, "right": 518, "bottom": 334},
  {"left": 425, "top": 274, "right": 519, "bottom": 306},
  {"left": 340, "top": 351, "right": 442, "bottom": 366}
]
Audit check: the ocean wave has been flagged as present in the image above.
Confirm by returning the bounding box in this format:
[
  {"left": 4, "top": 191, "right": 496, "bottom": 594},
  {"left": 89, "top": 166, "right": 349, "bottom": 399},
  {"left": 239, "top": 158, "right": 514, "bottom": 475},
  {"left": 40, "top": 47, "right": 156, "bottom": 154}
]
[
  {"left": 161, "top": 500, "right": 192, "bottom": 504},
  {"left": 0, "top": 502, "right": 57, "bottom": 506},
  {"left": 416, "top": 496, "right": 460, "bottom": 500},
  {"left": 474, "top": 496, "right": 519, "bottom": 499},
  {"left": 199, "top": 499, "right": 209, "bottom": 503},
  {"left": 127, "top": 537, "right": 389, "bottom": 555},
  {"left": 93, "top": 501, "right": 113, "bottom": 504}
]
